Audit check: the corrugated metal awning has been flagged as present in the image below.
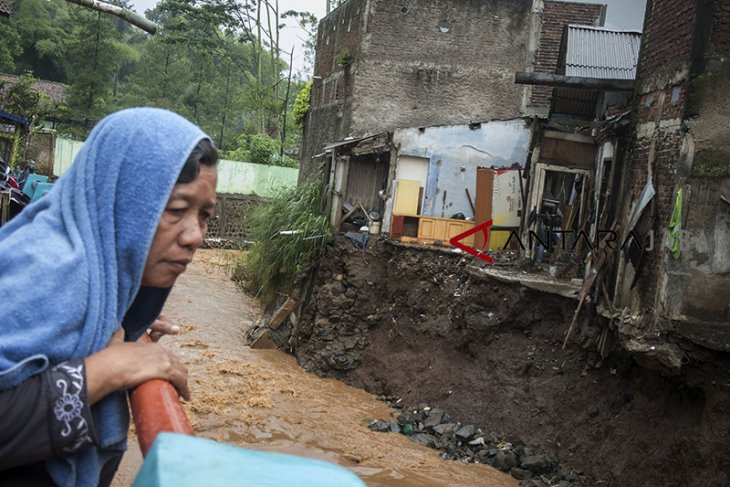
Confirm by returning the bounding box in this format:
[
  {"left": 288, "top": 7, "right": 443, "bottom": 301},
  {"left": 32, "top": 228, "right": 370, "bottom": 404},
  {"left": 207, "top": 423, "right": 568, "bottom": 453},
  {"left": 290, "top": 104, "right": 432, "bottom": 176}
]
[
  {"left": 323, "top": 133, "right": 389, "bottom": 153},
  {"left": 563, "top": 25, "right": 641, "bottom": 80},
  {"left": 323, "top": 135, "right": 373, "bottom": 152}
]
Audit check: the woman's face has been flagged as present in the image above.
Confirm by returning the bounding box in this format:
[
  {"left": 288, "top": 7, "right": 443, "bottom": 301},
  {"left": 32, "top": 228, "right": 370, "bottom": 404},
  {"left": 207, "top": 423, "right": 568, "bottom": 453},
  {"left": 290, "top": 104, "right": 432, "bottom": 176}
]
[{"left": 142, "top": 164, "right": 218, "bottom": 287}]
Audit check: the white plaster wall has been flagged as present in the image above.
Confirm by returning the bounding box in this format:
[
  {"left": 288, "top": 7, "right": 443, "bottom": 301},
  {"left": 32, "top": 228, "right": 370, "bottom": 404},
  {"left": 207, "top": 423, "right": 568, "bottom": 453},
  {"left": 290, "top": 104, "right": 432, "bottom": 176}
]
[
  {"left": 392, "top": 119, "right": 531, "bottom": 218},
  {"left": 395, "top": 156, "right": 429, "bottom": 189}
]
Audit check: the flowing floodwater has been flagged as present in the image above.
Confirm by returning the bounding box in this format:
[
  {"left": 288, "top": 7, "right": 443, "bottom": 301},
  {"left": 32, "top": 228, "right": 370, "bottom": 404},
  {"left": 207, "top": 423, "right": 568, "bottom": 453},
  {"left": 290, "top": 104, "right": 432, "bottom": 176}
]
[{"left": 114, "top": 250, "right": 514, "bottom": 487}]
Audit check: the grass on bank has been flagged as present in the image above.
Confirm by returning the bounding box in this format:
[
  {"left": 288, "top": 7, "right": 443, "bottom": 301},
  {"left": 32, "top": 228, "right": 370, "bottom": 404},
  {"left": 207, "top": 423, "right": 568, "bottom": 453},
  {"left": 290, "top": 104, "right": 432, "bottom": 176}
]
[{"left": 232, "top": 182, "right": 333, "bottom": 306}]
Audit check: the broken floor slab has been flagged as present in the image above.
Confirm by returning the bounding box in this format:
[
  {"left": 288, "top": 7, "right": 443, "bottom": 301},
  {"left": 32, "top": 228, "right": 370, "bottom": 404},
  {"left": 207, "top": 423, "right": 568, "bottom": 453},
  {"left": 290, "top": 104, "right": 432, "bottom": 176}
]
[{"left": 466, "top": 265, "right": 581, "bottom": 299}]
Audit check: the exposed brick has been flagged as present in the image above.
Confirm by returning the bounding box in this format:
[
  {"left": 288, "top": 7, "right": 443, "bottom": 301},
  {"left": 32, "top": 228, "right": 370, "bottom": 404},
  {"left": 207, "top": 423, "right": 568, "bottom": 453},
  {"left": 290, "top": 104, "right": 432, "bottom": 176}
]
[
  {"left": 530, "top": 0, "right": 606, "bottom": 109},
  {"left": 621, "top": 0, "right": 730, "bottom": 314}
]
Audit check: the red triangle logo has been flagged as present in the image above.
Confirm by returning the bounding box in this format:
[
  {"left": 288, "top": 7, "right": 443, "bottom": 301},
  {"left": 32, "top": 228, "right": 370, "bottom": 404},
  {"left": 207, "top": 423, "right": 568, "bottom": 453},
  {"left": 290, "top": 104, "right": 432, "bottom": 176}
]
[{"left": 449, "top": 219, "right": 494, "bottom": 264}]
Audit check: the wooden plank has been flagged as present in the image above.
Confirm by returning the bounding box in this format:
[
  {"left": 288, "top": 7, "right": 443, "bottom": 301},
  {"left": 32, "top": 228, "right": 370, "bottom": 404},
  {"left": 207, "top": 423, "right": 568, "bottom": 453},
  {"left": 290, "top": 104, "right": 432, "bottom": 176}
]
[
  {"left": 543, "top": 130, "right": 595, "bottom": 145},
  {"left": 269, "top": 297, "right": 297, "bottom": 331},
  {"left": 393, "top": 179, "right": 420, "bottom": 216},
  {"left": 475, "top": 168, "right": 494, "bottom": 250},
  {"left": 465, "top": 188, "right": 475, "bottom": 217},
  {"left": 250, "top": 329, "right": 278, "bottom": 349},
  {"left": 390, "top": 215, "right": 405, "bottom": 237}
]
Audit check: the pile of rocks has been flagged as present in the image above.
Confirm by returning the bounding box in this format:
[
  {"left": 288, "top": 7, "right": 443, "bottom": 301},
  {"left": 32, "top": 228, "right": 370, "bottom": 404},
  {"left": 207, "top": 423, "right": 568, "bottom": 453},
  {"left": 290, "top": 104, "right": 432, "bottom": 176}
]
[{"left": 368, "top": 403, "right": 587, "bottom": 487}]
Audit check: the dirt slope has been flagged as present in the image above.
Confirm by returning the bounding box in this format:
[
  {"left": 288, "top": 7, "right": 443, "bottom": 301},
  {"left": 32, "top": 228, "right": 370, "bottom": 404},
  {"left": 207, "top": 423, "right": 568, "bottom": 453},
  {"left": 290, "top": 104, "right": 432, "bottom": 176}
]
[{"left": 295, "top": 238, "right": 730, "bottom": 487}]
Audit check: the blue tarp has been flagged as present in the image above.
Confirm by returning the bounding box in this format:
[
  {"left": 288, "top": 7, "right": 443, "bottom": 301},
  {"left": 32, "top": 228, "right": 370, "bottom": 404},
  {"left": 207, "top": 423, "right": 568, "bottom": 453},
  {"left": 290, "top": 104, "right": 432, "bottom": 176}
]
[
  {"left": 0, "top": 109, "right": 29, "bottom": 126},
  {"left": 134, "top": 433, "right": 367, "bottom": 487}
]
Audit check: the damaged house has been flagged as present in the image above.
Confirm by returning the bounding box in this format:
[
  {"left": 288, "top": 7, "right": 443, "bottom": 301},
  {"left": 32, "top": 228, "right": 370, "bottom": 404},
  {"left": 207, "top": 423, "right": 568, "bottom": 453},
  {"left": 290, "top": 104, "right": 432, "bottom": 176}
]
[
  {"left": 304, "top": 0, "right": 729, "bottom": 359},
  {"left": 303, "top": 0, "right": 609, "bottom": 250},
  {"left": 281, "top": 1, "right": 730, "bottom": 484},
  {"left": 610, "top": 0, "right": 730, "bottom": 372},
  {"left": 518, "top": 0, "right": 730, "bottom": 373},
  {"left": 515, "top": 24, "right": 641, "bottom": 268}
]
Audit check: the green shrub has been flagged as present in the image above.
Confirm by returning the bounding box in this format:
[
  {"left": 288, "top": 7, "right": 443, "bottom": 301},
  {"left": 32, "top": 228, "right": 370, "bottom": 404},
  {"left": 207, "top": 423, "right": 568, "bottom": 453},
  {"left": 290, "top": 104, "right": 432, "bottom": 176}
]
[
  {"left": 335, "top": 48, "right": 352, "bottom": 67},
  {"left": 229, "top": 132, "right": 299, "bottom": 168},
  {"left": 233, "top": 182, "right": 332, "bottom": 305},
  {"left": 292, "top": 80, "right": 312, "bottom": 129}
]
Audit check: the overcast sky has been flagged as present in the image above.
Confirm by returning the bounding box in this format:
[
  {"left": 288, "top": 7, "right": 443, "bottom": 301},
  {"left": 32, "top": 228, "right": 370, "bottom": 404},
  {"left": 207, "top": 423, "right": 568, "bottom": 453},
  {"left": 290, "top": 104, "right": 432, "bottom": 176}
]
[{"left": 129, "top": 0, "right": 646, "bottom": 75}]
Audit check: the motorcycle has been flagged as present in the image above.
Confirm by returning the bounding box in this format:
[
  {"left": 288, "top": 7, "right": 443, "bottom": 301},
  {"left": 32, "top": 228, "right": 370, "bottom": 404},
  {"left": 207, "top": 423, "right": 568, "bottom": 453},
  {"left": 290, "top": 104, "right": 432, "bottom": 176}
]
[{"left": 0, "top": 157, "right": 31, "bottom": 224}]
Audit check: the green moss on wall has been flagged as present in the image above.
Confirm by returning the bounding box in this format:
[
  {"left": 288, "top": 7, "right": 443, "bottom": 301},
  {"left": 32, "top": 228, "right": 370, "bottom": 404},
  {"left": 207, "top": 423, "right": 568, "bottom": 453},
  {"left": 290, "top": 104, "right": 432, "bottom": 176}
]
[{"left": 688, "top": 58, "right": 730, "bottom": 116}]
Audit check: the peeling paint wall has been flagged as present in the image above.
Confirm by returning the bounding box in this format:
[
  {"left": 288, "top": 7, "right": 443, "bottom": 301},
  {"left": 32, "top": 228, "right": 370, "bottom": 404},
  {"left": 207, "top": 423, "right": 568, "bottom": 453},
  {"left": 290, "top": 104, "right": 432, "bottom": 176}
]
[
  {"left": 665, "top": 179, "right": 730, "bottom": 324},
  {"left": 383, "top": 119, "right": 531, "bottom": 230}
]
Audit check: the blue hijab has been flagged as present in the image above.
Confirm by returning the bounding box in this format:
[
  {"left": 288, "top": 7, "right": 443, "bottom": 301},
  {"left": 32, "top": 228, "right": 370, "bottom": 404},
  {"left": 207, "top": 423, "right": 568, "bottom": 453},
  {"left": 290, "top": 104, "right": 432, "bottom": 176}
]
[{"left": 0, "top": 108, "right": 208, "bottom": 486}]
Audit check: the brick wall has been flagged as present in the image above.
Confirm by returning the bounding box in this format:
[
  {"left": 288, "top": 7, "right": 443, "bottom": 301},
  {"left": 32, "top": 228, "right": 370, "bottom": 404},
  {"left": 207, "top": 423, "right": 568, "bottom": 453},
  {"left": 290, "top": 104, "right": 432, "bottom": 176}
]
[
  {"left": 301, "top": 0, "right": 365, "bottom": 181},
  {"left": 530, "top": 1, "right": 606, "bottom": 109},
  {"left": 313, "top": 1, "right": 363, "bottom": 82},
  {"left": 635, "top": 0, "right": 695, "bottom": 89},
  {"left": 711, "top": 0, "right": 730, "bottom": 53},
  {"left": 626, "top": 0, "right": 698, "bottom": 306},
  {"left": 622, "top": 0, "right": 730, "bottom": 319}
]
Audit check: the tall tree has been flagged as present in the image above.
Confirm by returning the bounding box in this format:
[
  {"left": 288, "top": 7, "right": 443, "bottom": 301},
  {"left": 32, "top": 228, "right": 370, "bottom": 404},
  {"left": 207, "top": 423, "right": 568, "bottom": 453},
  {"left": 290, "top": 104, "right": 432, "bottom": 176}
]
[
  {"left": 65, "top": 4, "right": 128, "bottom": 122},
  {"left": 0, "top": 19, "right": 22, "bottom": 72},
  {"left": 7, "top": 0, "right": 72, "bottom": 81}
]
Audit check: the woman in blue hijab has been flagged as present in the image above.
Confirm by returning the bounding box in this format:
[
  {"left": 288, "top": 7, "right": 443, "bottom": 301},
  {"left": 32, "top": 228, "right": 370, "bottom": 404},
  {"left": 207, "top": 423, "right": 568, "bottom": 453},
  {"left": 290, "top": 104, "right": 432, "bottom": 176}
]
[{"left": 0, "top": 108, "right": 218, "bottom": 486}]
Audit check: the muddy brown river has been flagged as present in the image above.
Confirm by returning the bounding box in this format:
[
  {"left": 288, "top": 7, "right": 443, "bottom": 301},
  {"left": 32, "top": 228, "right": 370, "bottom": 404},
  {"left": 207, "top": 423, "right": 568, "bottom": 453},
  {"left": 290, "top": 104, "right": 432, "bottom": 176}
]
[{"left": 113, "top": 250, "right": 514, "bottom": 486}]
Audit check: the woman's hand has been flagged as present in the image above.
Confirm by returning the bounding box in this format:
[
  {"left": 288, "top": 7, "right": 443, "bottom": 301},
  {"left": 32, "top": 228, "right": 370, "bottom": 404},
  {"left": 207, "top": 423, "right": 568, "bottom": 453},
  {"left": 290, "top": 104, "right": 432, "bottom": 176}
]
[
  {"left": 148, "top": 314, "right": 181, "bottom": 342},
  {"left": 85, "top": 328, "right": 190, "bottom": 405}
]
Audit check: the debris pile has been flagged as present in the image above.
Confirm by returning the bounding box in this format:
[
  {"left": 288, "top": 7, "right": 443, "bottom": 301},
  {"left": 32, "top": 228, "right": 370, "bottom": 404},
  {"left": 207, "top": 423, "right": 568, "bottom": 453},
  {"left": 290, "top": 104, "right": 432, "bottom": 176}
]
[{"left": 368, "top": 402, "right": 588, "bottom": 487}]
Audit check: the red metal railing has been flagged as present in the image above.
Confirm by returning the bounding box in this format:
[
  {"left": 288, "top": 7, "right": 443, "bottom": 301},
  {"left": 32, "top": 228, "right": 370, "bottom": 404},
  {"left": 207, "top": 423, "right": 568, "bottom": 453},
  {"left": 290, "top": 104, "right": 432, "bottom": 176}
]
[{"left": 129, "top": 334, "right": 194, "bottom": 456}]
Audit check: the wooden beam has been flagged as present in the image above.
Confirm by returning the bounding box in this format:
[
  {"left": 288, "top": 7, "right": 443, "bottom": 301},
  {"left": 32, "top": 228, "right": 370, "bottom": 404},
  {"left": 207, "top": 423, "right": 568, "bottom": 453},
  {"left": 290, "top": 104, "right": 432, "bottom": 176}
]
[
  {"left": 515, "top": 72, "right": 634, "bottom": 92},
  {"left": 269, "top": 297, "right": 298, "bottom": 331},
  {"left": 543, "top": 130, "right": 595, "bottom": 144}
]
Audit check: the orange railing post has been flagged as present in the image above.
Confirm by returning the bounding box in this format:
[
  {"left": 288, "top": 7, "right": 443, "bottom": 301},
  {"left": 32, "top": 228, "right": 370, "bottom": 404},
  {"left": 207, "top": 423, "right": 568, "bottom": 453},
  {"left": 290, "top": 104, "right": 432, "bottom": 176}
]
[{"left": 129, "top": 334, "right": 194, "bottom": 457}]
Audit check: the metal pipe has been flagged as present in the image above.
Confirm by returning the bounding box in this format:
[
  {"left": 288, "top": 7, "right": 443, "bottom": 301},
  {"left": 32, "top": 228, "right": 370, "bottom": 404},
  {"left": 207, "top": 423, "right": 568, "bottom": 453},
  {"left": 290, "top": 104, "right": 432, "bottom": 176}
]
[
  {"left": 129, "top": 334, "right": 194, "bottom": 457},
  {"left": 65, "top": 0, "right": 158, "bottom": 34}
]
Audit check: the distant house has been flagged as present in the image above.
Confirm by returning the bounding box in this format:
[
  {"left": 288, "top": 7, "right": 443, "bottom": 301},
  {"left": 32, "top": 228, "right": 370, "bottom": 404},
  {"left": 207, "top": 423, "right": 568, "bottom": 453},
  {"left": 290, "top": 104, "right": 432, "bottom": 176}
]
[
  {"left": 0, "top": 74, "right": 68, "bottom": 174},
  {"left": 0, "top": 74, "right": 69, "bottom": 105}
]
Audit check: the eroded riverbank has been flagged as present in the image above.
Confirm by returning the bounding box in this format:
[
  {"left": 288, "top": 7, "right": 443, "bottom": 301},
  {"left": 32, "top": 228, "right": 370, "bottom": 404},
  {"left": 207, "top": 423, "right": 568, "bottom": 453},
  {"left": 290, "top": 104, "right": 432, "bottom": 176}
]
[{"left": 292, "top": 238, "right": 730, "bottom": 487}]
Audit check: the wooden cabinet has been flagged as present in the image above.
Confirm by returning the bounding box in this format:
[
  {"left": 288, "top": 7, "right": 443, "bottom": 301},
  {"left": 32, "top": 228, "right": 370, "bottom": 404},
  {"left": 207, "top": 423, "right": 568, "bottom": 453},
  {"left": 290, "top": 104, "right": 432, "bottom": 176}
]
[
  {"left": 390, "top": 215, "right": 404, "bottom": 237},
  {"left": 417, "top": 216, "right": 475, "bottom": 247}
]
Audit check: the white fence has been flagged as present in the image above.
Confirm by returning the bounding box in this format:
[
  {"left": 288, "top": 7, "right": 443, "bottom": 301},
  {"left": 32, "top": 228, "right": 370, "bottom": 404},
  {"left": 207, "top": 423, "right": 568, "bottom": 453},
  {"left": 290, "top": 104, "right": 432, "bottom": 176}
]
[{"left": 53, "top": 137, "right": 299, "bottom": 197}]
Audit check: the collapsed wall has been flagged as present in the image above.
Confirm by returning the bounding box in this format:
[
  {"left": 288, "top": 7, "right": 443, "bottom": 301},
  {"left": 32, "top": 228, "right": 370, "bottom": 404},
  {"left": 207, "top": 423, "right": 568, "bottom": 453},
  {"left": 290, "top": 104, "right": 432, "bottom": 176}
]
[{"left": 293, "top": 237, "right": 730, "bottom": 486}]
